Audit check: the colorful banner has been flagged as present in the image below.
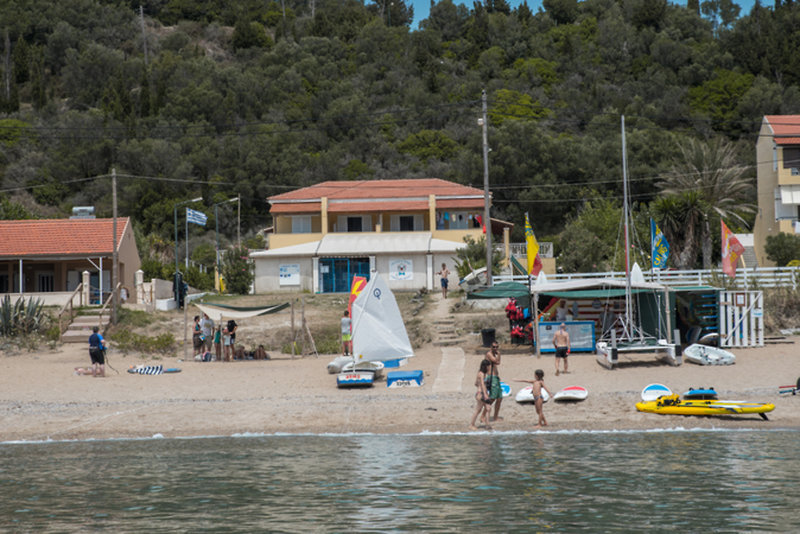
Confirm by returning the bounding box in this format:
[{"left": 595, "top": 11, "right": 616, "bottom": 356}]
[
  {"left": 721, "top": 220, "right": 745, "bottom": 278},
  {"left": 348, "top": 275, "right": 367, "bottom": 317},
  {"left": 650, "top": 219, "right": 669, "bottom": 269},
  {"left": 524, "top": 213, "right": 543, "bottom": 276}
]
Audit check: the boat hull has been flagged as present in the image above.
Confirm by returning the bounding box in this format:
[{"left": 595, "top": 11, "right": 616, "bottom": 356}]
[{"left": 683, "top": 344, "right": 735, "bottom": 366}]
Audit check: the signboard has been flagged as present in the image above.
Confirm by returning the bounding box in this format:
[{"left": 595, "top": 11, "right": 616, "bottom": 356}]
[
  {"left": 279, "top": 264, "right": 300, "bottom": 286},
  {"left": 389, "top": 258, "right": 413, "bottom": 281},
  {"left": 537, "top": 321, "right": 596, "bottom": 353}
]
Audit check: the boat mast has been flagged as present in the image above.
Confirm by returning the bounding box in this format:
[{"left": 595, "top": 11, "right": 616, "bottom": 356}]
[{"left": 620, "top": 116, "right": 633, "bottom": 339}]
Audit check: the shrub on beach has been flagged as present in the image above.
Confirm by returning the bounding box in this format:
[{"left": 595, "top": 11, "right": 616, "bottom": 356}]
[{"left": 108, "top": 330, "right": 176, "bottom": 355}]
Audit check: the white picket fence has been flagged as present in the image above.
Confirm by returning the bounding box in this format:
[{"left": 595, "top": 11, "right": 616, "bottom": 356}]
[{"left": 494, "top": 266, "right": 800, "bottom": 290}]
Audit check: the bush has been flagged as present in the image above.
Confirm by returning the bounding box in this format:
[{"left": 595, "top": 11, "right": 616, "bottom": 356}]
[
  {"left": 765, "top": 233, "right": 800, "bottom": 266},
  {"left": 108, "top": 329, "right": 177, "bottom": 355},
  {"left": 0, "top": 295, "right": 49, "bottom": 337}
]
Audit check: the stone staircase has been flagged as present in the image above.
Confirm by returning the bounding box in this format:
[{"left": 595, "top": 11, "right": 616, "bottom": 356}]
[{"left": 61, "top": 313, "right": 110, "bottom": 343}]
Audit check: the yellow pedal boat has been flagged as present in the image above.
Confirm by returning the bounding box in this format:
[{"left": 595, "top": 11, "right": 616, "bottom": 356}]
[{"left": 636, "top": 394, "right": 775, "bottom": 420}]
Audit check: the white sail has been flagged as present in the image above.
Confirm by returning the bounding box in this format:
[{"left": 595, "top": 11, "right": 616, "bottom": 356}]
[{"left": 351, "top": 274, "right": 414, "bottom": 363}]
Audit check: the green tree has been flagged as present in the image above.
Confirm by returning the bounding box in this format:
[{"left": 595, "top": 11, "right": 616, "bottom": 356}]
[
  {"left": 765, "top": 233, "right": 800, "bottom": 266},
  {"left": 221, "top": 246, "right": 254, "bottom": 295},
  {"left": 453, "top": 236, "right": 503, "bottom": 278}
]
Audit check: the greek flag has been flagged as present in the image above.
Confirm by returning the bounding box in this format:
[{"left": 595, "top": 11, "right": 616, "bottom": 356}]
[
  {"left": 186, "top": 207, "right": 207, "bottom": 226},
  {"left": 650, "top": 218, "right": 669, "bottom": 269}
]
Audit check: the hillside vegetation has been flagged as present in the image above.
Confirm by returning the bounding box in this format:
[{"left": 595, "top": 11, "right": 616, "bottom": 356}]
[{"left": 2, "top": 0, "right": 800, "bottom": 273}]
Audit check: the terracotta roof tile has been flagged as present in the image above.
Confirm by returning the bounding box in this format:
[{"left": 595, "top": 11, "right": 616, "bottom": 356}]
[
  {"left": 0, "top": 218, "right": 129, "bottom": 258},
  {"left": 269, "top": 178, "right": 485, "bottom": 203},
  {"left": 765, "top": 115, "right": 800, "bottom": 145}
]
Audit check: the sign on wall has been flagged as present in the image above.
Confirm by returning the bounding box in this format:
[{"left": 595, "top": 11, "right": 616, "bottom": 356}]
[
  {"left": 279, "top": 264, "right": 300, "bottom": 286},
  {"left": 389, "top": 259, "right": 413, "bottom": 281}
]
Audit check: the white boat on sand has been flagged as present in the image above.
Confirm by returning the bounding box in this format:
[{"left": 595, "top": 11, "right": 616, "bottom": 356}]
[{"left": 684, "top": 344, "right": 735, "bottom": 366}]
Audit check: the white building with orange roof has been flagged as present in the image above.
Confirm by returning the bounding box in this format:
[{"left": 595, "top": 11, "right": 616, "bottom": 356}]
[
  {"left": 251, "top": 178, "right": 497, "bottom": 293},
  {"left": 754, "top": 115, "right": 800, "bottom": 266},
  {"left": 0, "top": 216, "right": 141, "bottom": 305}
]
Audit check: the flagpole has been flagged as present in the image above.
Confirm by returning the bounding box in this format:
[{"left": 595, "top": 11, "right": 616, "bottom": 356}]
[{"left": 185, "top": 207, "right": 189, "bottom": 270}]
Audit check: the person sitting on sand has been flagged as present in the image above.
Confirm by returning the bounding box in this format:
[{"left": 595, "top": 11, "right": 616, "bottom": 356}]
[
  {"left": 515, "top": 369, "right": 552, "bottom": 429},
  {"left": 254, "top": 345, "right": 269, "bottom": 360},
  {"left": 469, "top": 359, "right": 493, "bottom": 431}
]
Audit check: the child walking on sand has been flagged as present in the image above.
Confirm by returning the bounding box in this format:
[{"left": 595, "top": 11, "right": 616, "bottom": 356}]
[
  {"left": 469, "top": 359, "right": 493, "bottom": 430},
  {"left": 515, "top": 369, "right": 552, "bottom": 429}
]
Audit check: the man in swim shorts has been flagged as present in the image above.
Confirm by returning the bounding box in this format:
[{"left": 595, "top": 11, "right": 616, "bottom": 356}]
[
  {"left": 436, "top": 263, "right": 450, "bottom": 299},
  {"left": 552, "top": 322, "right": 570, "bottom": 376}
]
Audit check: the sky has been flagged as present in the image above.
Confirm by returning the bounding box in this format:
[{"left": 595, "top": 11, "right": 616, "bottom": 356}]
[{"left": 408, "top": 0, "right": 759, "bottom": 30}]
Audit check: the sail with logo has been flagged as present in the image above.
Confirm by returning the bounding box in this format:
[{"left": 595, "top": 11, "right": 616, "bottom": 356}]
[{"left": 336, "top": 273, "right": 415, "bottom": 387}]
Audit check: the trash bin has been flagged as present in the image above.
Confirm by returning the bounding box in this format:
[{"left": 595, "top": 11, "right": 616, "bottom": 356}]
[{"left": 481, "top": 328, "right": 496, "bottom": 347}]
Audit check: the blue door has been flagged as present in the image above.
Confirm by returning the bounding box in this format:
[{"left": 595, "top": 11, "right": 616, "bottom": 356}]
[{"left": 319, "top": 257, "right": 370, "bottom": 293}]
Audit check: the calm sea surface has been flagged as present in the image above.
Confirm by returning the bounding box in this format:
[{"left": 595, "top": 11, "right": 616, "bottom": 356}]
[{"left": 1, "top": 429, "right": 798, "bottom": 532}]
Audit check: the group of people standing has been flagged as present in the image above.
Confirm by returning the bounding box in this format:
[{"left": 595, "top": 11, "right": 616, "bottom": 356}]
[
  {"left": 192, "top": 313, "right": 239, "bottom": 361},
  {"left": 470, "top": 323, "right": 571, "bottom": 431}
]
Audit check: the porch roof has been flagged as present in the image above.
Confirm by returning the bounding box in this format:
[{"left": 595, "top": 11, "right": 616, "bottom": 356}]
[{"left": 250, "top": 232, "right": 464, "bottom": 259}]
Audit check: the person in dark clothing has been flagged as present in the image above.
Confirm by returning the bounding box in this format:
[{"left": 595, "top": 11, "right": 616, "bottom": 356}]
[{"left": 88, "top": 326, "right": 107, "bottom": 377}]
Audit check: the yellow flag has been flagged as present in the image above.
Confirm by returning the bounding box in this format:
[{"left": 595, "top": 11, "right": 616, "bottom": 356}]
[{"left": 524, "top": 214, "right": 540, "bottom": 275}]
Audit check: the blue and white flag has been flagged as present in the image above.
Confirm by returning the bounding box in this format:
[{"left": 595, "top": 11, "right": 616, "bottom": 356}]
[
  {"left": 186, "top": 207, "right": 207, "bottom": 226},
  {"left": 650, "top": 218, "right": 669, "bottom": 269}
]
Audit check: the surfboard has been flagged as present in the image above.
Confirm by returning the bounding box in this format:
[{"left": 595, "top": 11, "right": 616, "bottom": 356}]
[
  {"left": 515, "top": 385, "right": 549, "bottom": 404},
  {"left": 683, "top": 388, "right": 718, "bottom": 400},
  {"left": 127, "top": 365, "right": 181, "bottom": 375},
  {"left": 501, "top": 381, "right": 511, "bottom": 397},
  {"left": 553, "top": 385, "right": 588, "bottom": 402},
  {"left": 641, "top": 383, "right": 672, "bottom": 402}
]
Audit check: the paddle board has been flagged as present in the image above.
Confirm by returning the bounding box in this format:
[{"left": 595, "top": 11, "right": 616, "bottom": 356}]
[
  {"left": 636, "top": 395, "right": 775, "bottom": 419},
  {"left": 515, "top": 385, "right": 549, "bottom": 403},
  {"left": 641, "top": 383, "right": 672, "bottom": 402},
  {"left": 553, "top": 385, "right": 588, "bottom": 402},
  {"left": 501, "top": 381, "right": 511, "bottom": 397}
]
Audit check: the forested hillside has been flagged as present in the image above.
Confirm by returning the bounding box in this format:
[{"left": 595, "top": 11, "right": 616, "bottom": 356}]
[{"left": 1, "top": 0, "right": 800, "bottom": 275}]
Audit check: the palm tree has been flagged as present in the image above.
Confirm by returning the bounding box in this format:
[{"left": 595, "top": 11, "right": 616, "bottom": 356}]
[{"left": 657, "top": 137, "right": 755, "bottom": 268}]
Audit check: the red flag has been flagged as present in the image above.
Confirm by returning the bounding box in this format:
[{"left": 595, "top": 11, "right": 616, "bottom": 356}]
[
  {"left": 721, "top": 221, "right": 745, "bottom": 278},
  {"left": 533, "top": 254, "right": 543, "bottom": 276}
]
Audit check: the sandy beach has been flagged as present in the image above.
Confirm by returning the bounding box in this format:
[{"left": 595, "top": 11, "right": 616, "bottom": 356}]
[{"left": 2, "top": 294, "right": 799, "bottom": 441}]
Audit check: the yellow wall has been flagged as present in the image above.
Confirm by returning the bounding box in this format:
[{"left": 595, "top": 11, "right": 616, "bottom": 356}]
[{"left": 754, "top": 124, "right": 779, "bottom": 267}]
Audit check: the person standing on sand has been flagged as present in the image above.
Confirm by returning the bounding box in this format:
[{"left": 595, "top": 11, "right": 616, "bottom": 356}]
[
  {"left": 200, "top": 313, "right": 214, "bottom": 353},
  {"left": 553, "top": 322, "right": 570, "bottom": 376},
  {"left": 486, "top": 342, "right": 503, "bottom": 421},
  {"left": 436, "top": 263, "right": 450, "bottom": 298},
  {"left": 469, "top": 359, "right": 493, "bottom": 430},
  {"left": 192, "top": 315, "right": 203, "bottom": 359},
  {"left": 515, "top": 369, "right": 551, "bottom": 429},
  {"left": 341, "top": 310, "right": 352, "bottom": 356},
  {"left": 88, "top": 326, "right": 106, "bottom": 377}
]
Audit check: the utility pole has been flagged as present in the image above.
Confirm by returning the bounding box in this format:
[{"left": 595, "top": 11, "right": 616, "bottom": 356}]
[
  {"left": 481, "top": 89, "right": 492, "bottom": 287},
  {"left": 237, "top": 196, "right": 241, "bottom": 249},
  {"left": 111, "top": 168, "right": 118, "bottom": 325},
  {"left": 139, "top": 5, "right": 148, "bottom": 66}
]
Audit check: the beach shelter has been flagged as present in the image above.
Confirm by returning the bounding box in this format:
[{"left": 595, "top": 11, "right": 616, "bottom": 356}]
[
  {"left": 466, "top": 281, "right": 531, "bottom": 308},
  {"left": 528, "top": 278, "right": 674, "bottom": 355}
]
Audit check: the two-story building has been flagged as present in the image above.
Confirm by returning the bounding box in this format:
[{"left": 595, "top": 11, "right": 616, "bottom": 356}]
[
  {"left": 754, "top": 115, "right": 800, "bottom": 266},
  {"left": 251, "top": 178, "right": 491, "bottom": 292}
]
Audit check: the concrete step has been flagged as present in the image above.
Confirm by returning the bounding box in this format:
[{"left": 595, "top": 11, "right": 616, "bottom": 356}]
[
  {"left": 70, "top": 315, "right": 109, "bottom": 326},
  {"left": 433, "top": 339, "right": 462, "bottom": 346}
]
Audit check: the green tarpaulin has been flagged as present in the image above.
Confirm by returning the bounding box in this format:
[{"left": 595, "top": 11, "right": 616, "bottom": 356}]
[
  {"left": 467, "top": 281, "right": 531, "bottom": 308},
  {"left": 539, "top": 288, "right": 647, "bottom": 299}
]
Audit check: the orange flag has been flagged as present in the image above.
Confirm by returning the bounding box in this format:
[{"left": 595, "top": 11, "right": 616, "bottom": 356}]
[{"left": 721, "top": 221, "right": 745, "bottom": 278}]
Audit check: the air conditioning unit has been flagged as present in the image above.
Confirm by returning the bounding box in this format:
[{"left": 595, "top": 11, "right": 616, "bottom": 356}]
[{"left": 70, "top": 206, "right": 96, "bottom": 219}]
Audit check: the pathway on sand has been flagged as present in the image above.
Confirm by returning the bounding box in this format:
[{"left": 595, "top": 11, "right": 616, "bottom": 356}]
[{"left": 430, "top": 293, "right": 465, "bottom": 393}]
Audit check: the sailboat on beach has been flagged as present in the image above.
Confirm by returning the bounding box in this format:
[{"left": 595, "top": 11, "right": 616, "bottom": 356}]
[
  {"left": 594, "top": 116, "right": 679, "bottom": 368},
  {"left": 336, "top": 273, "right": 415, "bottom": 387}
]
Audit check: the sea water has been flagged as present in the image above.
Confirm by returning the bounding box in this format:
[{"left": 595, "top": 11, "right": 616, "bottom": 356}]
[{"left": 1, "top": 429, "right": 798, "bottom": 532}]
